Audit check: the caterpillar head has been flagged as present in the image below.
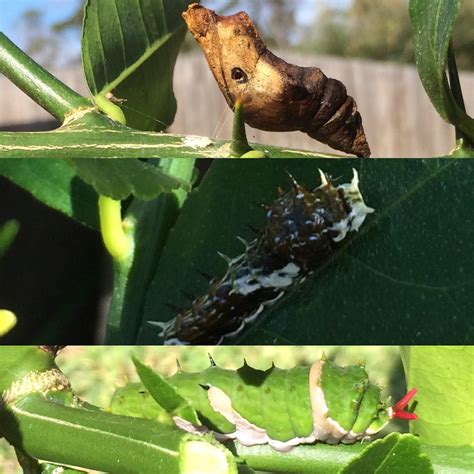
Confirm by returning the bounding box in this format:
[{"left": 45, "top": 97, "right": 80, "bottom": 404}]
[
  {"left": 310, "top": 360, "right": 416, "bottom": 444},
  {"left": 334, "top": 169, "right": 374, "bottom": 240},
  {"left": 264, "top": 169, "right": 374, "bottom": 259}
]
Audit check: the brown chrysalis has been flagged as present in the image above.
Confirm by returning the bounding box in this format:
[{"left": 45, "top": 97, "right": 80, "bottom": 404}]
[{"left": 183, "top": 4, "right": 371, "bottom": 158}]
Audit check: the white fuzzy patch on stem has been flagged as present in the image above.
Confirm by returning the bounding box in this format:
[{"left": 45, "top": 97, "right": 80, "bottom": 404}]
[
  {"left": 1, "top": 369, "right": 71, "bottom": 407},
  {"left": 183, "top": 136, "right": 213, "bottom": 149}
]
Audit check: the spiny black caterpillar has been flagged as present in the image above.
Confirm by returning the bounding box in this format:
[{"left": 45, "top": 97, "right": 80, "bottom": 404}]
[{"left": 151, "top": 169, "right": 374, "bottom": 345}]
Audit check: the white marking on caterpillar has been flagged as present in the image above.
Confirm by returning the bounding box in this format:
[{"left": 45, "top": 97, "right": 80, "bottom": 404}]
[
  {"left": 342, "top": 429, "right": 365, "bottom": 444},
  {"left": 337, "top": 169, "right": 375, "bottom": 235},
  {"left": 173, "top": 416, "right": 210, "bottom": 435},
  {"left": 318, "top": 169, "right": 329, "bottom": 187},
  {"left": 206, "top": 386, "right": 317, "bottom": 452},
  {"left": 232, "top": 263, "right": 301, "bottom": 296},
  {"left": 309, "top": 360, "right": 347, "bottom": 443}
]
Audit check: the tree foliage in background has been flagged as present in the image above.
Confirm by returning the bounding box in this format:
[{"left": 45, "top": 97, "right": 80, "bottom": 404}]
[
  {"left": 306, "top": 0, "right": 414, "bottom": 63},
  {"left": 17, "top": 0, "right": 474, "bottom": 70},
  {"left": 17, "top": 9, "right": 64, "bottom": 68},
  {"left": 303, "top": 0, "right": 474, "bottom": 70}
]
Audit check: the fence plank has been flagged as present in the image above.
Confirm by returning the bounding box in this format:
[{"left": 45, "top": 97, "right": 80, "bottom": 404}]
[{"left": 1, "top": 53, "right": 472, "bottom": 157}]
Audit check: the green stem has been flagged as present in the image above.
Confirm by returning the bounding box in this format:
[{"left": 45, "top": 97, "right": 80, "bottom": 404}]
[
  {"left": 447, "top": 43, "right": 472, "bottom": 148},
  {"left": 233, "top": 443, "right": 361, "bottom": 473},
  {"left": 94, "top": 94, "right": 127, "bottom": 125},
  {"left": 0, "top": 33, "right": 91, "bottom": 122},
  {"left": 105, "top": 159, "right": 196, "bottom": 344},
  {"left": 2, "top": 393, "right": 235, "bottom": 473},
  {"left": 231, "top": 99, "right": 253, "bottom": 157},
  {"left": 14, "top": 448, "right": 42, "bottom": 474},
  {"left": 160, "top": 158, "right": 196, "bottom": 207},
  {"left": 0, "top": 219, "right": 20, "bottom": 258},
  {"left": 0, "top": 128, "right": 332, "bottom": 159},
  {"left": 234, "top": 441, "right": 469, "bottom": 473},
  {"left": 40, "top": 464, "right": 86, "bottom": 473},
  {"left": 98, "top": 196, "right": 134, "bottom": 262},
  {"left": 0, "top": 347, "right": 236, "bottom": 473}
]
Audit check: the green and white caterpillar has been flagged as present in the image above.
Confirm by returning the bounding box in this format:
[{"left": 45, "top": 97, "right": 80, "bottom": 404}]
[{"left": 131, "top": 356, "right": 417, "bottom": 452}]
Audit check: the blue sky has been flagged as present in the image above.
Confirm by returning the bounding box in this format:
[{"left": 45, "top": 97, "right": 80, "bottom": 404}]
[
  {"left": 0, "top": 0, "right": 351, "bottom": 59},
  {"left": 0, "top": 0, "right": 78, "bottom": 44}
]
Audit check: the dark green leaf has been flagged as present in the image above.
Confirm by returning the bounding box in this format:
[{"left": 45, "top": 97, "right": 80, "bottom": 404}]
[
  {"left": 401, "top": 346, "right": 474, "bottom": 446},
  {"left": 70, "top": 159, "right": 186, "bottom": 201},
  {"left": 138, "top": 160, "right": 474, "bottom": 345},
  {"left": 340, "top": 433, "right": 432, "bottom": 473},
  {"left": 409, "top": 0, "right": 474, "bottom": 141},
  {"left": 0, "top": 219, "right": 20, "bottom": 258},
  {"left": 82, "top": 0, "right": 194, "bottom": 131},
  {"left": 0, "top": 159, "right": 98, "bottom": 229}
]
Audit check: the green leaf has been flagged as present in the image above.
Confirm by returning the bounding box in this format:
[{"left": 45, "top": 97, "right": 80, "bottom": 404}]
[
  {"left": 82, "top": 0, "right": 194, "bottom": 131},
  {"left": 109, "top": 382, "right": 171, "bottom": 421},
  {"left": 401, "top": 346, "right": 474, "bottom": 447},
  {"left": 0, "top": 159, "right": 99, "bottom": 229},
  {"left": 339, "top": 433, "right": 432, "bottom": 474},
  {"left": 132, "top": 355, "right": 201, "bottom": 425},
  {"left": 422, "top": 445, "right": 474, "bottom": 473},
  {"left": 409, "top": 0, "right": 474, "bottom": 141},
  {"left": 138, "top": 160, "right": 474, "bottom": 344},
  {"left": 70, "top": 159, "right": 187, "bottom": 201}
]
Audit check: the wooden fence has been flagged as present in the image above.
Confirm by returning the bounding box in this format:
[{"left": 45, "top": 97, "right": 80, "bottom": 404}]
[{"left": 1, "top": 52, "right": 473, "bottom": 157}]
